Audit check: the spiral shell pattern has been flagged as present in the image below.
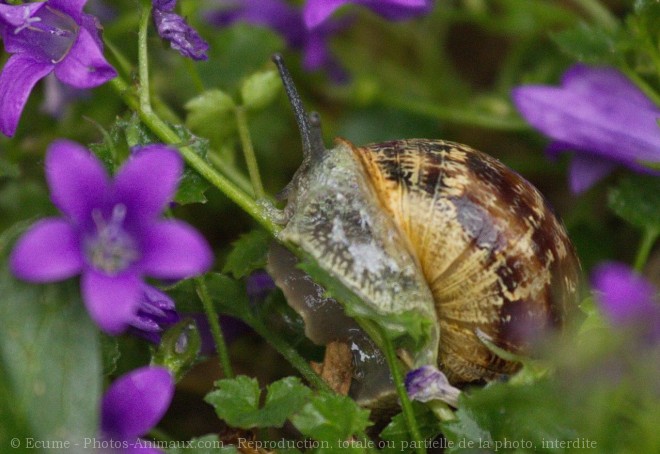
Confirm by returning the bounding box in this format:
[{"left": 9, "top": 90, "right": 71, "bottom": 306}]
[{"left": 352, "top": 138, "right": 580, "bottom": 383}]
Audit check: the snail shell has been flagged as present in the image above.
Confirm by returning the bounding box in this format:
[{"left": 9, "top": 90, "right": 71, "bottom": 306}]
[{"left": 269, "top": 55, "right": 580, "bottom": 388}]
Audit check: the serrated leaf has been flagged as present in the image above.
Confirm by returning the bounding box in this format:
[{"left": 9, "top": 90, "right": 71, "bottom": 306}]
[
  {"left": 379, "top": 402, "right": 442, "bottom": 454},
  {"left": 441, "top": 405, "right": 493, "bottom": 454},
  {"left": 205, "top": 376, "right": 311, "bottom": 429},
  {"left": 608, "top": 175, "right": 660, "bottom": 231},
  {"left": 185, "top": 89, "right": 237, "bottom": 146},
  {"left": 223, "top": 229, "right": 271, "bottom": 278},
  {"left": 241, "top": 70, "right": 281, "bottom": 111},
  {"left": 0, "top": 227, "right": 101, "bottom": 447},
  {"left": 290, "top": 392, "right": 371, "bottom": 449}
]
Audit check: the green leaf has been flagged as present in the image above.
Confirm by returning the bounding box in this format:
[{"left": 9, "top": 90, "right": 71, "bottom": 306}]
[
  {"left": 551, "top": 23, "right": 618, "bottom": 64},
  {"left": 205, "top": 272, "right": 251, "bottom": 320},
  {"left": 290, "top": 392, "right": 371, "bottom": 451},
  {"left": 241, "top": 70, "right": 281, "bottom": 111},
  {"left": 205, "top": 376, "right": 311, "bottom": 429},
  {"left": 441, "top": 405, "right": 493, "bottom": 454},
  {"left": 171, "top": 126, "right": 212, "bottom": 205},
  {"left": 0, "top": 155, "right": 19, "bottom": 179},
  {"left": 0, "top": 227, "right": 101, "bottom": 447},
  {"left": 185, "top": 89, "right": 237, "bottom": 147},
  {"left": 608, "top": 175, "right": 660, "bottom": 231},
  {"left": 165, "top": 434, "right": 238, "bottom": 454},
  {"left": 379, "top": 402, "right": 442, "bottom": 454},
  {"left": 223, "top": 229, "right": 271, "bottom": 278},
  {"left": 100, "top": 334, "right": 120, "bottom": 376}
]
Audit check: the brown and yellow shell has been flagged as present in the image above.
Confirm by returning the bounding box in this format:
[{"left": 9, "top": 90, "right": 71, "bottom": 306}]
[
  {"left": 351, "top": 138, "right": 580, "bottom": 383},
  {"left": 277, "top": 136, "right": 580, "bottom": 387}
]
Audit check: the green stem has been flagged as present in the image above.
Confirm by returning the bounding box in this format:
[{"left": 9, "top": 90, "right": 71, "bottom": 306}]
[
  {"left": 184, "top": 58, "right": 206, "bottom": 94},
  {"left": 571, "top": 0, "right": 618, "bottom": 30},
  {"left": 110, "top": 76, "right": 280, "bottom": 235},
  {"left": 137, "top": 4, "right": 153, "bottom": 113},
  {"left": 634, "top": 227, "right": 659, "bottom": 272},
  {"left": 196, "top": 277, "right": 234, "bottom": 378},
  {"left": 380, "top": 93, "right": 528, "bottom": 131},
  {"left": 621, "top": 65, "right": 660, "bottom": 106},
  {"left": 246, "top": 315, "right": 333, "bottom": 393},
  {"left": 379, "top": 328, "right": 425, "bottom": 454},
  {"left": 208, "top": 153, "right": 256, "bottom": 196},
  {"left": 103, "top": 37, "right": 133, "bottom": 77},
  {"left": 236, "top": 107, "right": 266, "bottom": 199}
]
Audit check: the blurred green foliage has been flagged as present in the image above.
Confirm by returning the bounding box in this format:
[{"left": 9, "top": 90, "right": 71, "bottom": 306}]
[{"left": 0, "top": 0, "right": 659, "bottom": 452}]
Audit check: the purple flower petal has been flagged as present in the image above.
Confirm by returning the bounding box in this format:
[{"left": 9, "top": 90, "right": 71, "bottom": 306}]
[
  {"left": 0, "top": 3, "right": 45, "bottom": 28},
  {"left": 153, "top": 1, "right": 209, "bottom": 61},
  {"left": 114, "top": 145, "right": 183, "bottom": 221},
  {"left": 82, "top": 270, "right": 142, "bottom": 334},
  {"left": 129, "top": 284, "right": 180, "bottom": 341},
  {"left": 11, "top": 138, "right": 210, "bottom": 336},
  {"left": 591, "top": 262, "right": 658, "bottom": 325},
  {"left": 154, "top": 0, "right": 177, "bottom": 13},
  {"left": 0, "top": 54, "right": 53, "bottom": 137},
  {"left": 10, "top": 218, "right": 83, "bottom": 282},
  {"left": 562, "top": 64, "right": 658, "bottom": 111},
  {"left": 206, "top": 0, "right": 305, "bottom": 48},
  {"left": 47, "top": 0, "right": 87, "bottom": 23},
  {"left": 569, "top": 154, "right": 617, "bottom": 194},
  {"left": 45, "top": 139, "right": 111, "bottom": 225},
  {"left": 405, "top": 365, "right": 460, "bottom": 406},
  {"left": 512, "top": 64, "right": 660, "bottom": 192},
  {"left": 139, "top": 220, "right": 213, "bottom": 279},
  {"left": 303, "top": 0, "right": 433, "bottom": 29},
  {"left": 101, "top": 366, "right": 174, "bottom": 439},
  {"left": 54, "top": 26, "right": 117, "bottom": 88}
]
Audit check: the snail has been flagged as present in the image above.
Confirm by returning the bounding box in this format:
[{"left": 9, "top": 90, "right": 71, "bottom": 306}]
[{"left": 267, "top": 54, "right": 580, "bottom": 403}]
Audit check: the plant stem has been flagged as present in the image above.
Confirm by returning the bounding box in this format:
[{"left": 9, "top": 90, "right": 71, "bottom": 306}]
[
  {"left": 379, "top": 328, "right": 425, "bottom": 454},
  {"left": 110, "top": 76, "right": 280, "bottom": 235},
  {"left": 634, "top": 227, "right": 659, "bottom": 272},
  {"left": 184, "top": 58, "right": 206, "bottom": 94},
  {"left": 380, "top": 93, "right": 528, "bottom": 131},
  {"left": 137, "top": 4, "right": 153, "bottom": 114},
  {"left": 103, "top": 37, "right": 133, "bottom": 77},
  {"left": 235, "top": 106, "right": 266, "bottom": 199},
  {"left": 196, "top": 277, "right": 234, "bottom": 378},
  {"left": 572, "top": 0, "right": 618, "bottom": 30},
  {"left": 208, "top": 153, "right": 256, "bottom": 196}
]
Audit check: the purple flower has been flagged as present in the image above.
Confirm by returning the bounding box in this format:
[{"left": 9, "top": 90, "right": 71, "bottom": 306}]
[
  {"left": 152, "top": 0, "right": 208, "bottom": 61},
  {"left": 101, "top": 366, "right": 174, "bottom": 453},
  {"left": 246, "top": 269, "right": 276, "bottom": 302},
  {"left": 591, "top": 262, "right": 660, "bottom": 342},
  {"left": 10, "top": 140, "right": 213, "bottom": 334},
  {"left": 205, "top": 0, "right": 349, "bottom": 82},
  {"left": 129, "top": 284, "right": 180, "bottom": 343},
  {"left": 512, "top": 64, "right": 660, "bottom": 193},
  {"left": 0, "top": 0, "right": 117, "bottom": 137},
  {"left": 39, "top": 73, "right": 88, "bottom": 118},
  {"left": 303, "top": 0, "right": 434, "bottom": 30},
  {"left": 405, "top": 365, "right": 460, "bottom": 406}
]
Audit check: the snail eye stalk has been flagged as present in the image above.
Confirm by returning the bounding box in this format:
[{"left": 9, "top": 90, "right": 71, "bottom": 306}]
[{"left": 272, "top": 53, "right": 325, "bottom": 161}]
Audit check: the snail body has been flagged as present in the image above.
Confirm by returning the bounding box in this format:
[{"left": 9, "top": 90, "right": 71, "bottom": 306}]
[{"left": 269, "top": 55, "right": 580, "bottom": 389}]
